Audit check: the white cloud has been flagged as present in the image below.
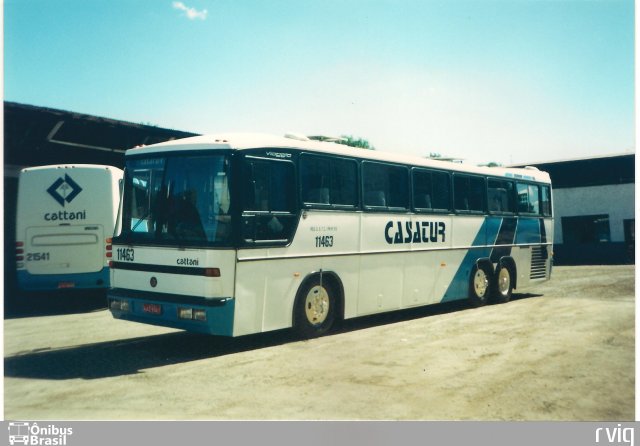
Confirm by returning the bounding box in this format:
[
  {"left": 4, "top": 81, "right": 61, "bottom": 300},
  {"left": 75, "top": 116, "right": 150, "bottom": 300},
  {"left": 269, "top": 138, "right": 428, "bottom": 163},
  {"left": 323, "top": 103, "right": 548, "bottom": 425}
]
[{"left": 172, "top": 2, "right": 207, "bottom": 20}]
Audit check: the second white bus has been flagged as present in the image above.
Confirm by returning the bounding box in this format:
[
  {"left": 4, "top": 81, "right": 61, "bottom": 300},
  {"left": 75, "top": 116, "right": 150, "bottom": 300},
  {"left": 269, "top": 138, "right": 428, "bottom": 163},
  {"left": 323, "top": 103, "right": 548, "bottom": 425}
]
[
  {"left": 109, "top": 134, "right": 553, "bottom": 337},
  {"left": 16, "top": 164, "right": 123, "bottom": 291}
]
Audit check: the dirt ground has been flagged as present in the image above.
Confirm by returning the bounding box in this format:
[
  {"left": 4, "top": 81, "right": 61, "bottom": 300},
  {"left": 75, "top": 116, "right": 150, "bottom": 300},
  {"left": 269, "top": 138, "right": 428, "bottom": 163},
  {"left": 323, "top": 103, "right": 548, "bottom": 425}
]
[{"left": 3, "top": 265, "right": 635, "bottom": 420}]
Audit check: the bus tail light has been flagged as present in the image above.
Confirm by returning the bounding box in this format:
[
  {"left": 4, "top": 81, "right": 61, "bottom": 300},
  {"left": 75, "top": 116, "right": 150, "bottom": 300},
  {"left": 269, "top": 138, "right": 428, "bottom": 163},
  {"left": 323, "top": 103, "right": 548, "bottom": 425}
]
[
  {"left": 106, "top": 238, "right": 113, "bottom": 258},
  {"left": 204, "top": 268, "right": 220, "bottom": 277},
  {"left": 15, "top": 242, "right": 24, "bottom": 266}
]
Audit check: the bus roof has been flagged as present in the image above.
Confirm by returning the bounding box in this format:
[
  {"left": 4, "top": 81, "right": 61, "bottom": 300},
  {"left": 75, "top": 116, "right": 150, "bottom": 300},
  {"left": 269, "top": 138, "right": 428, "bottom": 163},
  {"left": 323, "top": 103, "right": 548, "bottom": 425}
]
[
  {"left": 126, "top": 133, "right": 551, "bottom": 184},
  {"left": 21, "top": 164, "right": 122, "bottom": 174}
]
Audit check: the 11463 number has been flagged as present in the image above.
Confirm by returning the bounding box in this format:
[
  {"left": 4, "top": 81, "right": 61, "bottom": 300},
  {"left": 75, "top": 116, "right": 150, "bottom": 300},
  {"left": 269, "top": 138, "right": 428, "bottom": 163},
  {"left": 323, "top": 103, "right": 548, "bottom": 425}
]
[
  {"left": 116, "top": 248, "right": 135, "bottom": 262},
  {"left": 315, "top": 236, "right": 334, "bottom": 248}
]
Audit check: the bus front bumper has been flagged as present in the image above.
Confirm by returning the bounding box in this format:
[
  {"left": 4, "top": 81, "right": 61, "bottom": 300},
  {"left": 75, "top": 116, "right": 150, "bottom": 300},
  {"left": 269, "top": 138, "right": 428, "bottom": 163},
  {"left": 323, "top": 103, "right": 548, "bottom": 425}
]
[{"left": 108, "top": 288, "right": 235, "bottom": 336}]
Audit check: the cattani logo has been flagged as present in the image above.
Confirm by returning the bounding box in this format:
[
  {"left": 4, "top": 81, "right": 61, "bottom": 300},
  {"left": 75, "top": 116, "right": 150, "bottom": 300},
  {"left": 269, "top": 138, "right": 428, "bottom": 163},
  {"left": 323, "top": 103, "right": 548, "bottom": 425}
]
[
  {"left": 46, "top": 174, "right": 83, "bottom": 207},
  {"left": 8, "top": 422, "right": 73, "bottom": 445}
]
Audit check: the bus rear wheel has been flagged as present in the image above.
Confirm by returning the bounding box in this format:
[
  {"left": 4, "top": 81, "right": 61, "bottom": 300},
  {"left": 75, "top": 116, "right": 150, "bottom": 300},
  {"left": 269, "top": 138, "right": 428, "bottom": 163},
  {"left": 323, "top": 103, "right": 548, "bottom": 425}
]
[
  {"left": 293, "top": 277, "right": 336, "bottom": 338},
  {"left": 468, "top": 264, "right": 491, "bottom": 307},
  {"left": 491, "top": 264, "right": 513, "bottom": 303}
]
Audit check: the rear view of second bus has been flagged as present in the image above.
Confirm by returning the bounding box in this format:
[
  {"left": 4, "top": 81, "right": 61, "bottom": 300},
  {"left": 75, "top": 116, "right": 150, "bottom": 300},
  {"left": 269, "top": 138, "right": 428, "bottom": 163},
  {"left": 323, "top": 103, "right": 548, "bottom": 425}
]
[{"left": 15, "top": 164, "right": 123, "bottom": 291}]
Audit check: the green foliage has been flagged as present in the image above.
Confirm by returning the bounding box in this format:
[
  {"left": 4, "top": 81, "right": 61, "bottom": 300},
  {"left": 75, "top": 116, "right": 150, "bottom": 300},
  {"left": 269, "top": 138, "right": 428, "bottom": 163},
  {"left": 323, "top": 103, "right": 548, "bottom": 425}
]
[{"left": 338, "top": 135, "right": 375, "bottom": 150}]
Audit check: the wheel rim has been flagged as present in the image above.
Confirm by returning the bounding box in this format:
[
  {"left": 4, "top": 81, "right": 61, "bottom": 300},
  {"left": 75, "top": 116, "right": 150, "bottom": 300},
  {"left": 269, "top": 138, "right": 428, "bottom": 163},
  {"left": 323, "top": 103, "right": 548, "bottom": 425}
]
[
  {"left": 473, "top": 269, "right": 489, "bottom": 298},
  {"left": 304, "top": 285, "right": 330, "bottom": 326},
  {"left": 498, "top": 268, "right": 511, "bottom": 295}
]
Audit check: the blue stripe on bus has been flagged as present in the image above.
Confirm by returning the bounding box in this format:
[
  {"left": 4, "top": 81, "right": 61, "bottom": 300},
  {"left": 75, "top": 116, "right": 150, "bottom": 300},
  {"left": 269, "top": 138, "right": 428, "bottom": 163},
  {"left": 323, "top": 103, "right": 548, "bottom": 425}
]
[
  {"left": 440, "top": 218, "right": 499, "bottom": 303},
  {"left": 440, "top": 216, "right": 544, "bottom": 303},
  {"left": 515, "top": 218, "right": 541, "bottom": 244},
  {"left": 17, "top": 268, "right": 110, "bottom": 291},
  {"left": 484, "top": 217, "right": 504, "bottom": 245},
  {"left": 490, "top": 217, "right": 518, "bottom": 263},
  {"left": 539, "top": 219, "right": 548, "bottom": 243}
]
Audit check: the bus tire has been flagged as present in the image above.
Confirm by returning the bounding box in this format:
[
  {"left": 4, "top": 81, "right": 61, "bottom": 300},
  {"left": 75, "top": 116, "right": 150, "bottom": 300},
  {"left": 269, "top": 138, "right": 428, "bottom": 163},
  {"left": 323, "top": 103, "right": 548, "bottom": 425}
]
[
  {"left": 468, "top": 263, "right": 491, "bottom": 307},
  {"left": 492, "top": 263, "right": 513, "bottom": 304},
  {"left": 293, "top": 277, "right": 337, "bottom": 339}
]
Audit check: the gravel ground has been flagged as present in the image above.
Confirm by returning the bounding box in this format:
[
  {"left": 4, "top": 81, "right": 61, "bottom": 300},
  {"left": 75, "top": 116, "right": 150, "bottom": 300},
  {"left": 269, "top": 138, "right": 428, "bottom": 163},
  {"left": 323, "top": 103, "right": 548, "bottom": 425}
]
[{"left": 4, "top": 265, "right": 635, "bottom": 420}]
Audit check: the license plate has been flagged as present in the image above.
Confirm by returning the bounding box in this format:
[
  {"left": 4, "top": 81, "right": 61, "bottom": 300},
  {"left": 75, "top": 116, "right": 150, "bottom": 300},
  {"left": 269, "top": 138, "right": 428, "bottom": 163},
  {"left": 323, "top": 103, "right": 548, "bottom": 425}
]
[
  {"left": 58, "top": 282, "right": 75, "bottom": 289},
  {"left": 143, "top": 303, "right": 162, "bottom": 315}
]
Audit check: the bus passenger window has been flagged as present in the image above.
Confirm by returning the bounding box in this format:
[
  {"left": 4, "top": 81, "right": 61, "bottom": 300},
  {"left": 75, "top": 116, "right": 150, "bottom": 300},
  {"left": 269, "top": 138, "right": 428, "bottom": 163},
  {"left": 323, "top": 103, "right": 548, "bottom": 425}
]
[
  {"left": 487, "top": 179, "right": 515, "bottom": 214},
  {"left": 331, "top": 158, "right": 358, "bottom": 206},
  {"left": 413, "top": 169, "right": 433, "bottom": 210},
  {"left": 363, "top": 162, "right": 408, "bottom": 210},
  {"left": 528, "top": 185, "right": 540, "bottom": 214},
  {"left": 413, "top": 169, "right": 451, "bottom": 212},
  {"left": 516, "top": 183, "right": 540, "bottom": 214},
  {"left": 541, "top": 186, "right": 552, "bottom": 216},
  {"left": 432, "top": 171, "right": 451, "bottom": 211},
  {"left": 301, "top": 154, "right": 357, "bottom": 207},
  {"left": 244, "top": 160, "right": 295, "bottom": 213},
  {"left": 454, "top": 175, "right": 485, "bottom": 213},
  {"left": 301, "top": 155, "right": 331, "bottom": 205}
]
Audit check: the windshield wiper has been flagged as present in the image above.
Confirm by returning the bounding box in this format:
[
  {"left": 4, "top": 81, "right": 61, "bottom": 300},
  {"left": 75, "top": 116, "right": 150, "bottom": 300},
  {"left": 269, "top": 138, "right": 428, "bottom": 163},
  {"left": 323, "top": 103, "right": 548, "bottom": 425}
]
[{"left": 130, "top": 210, "right": 151, "bottom": 233}]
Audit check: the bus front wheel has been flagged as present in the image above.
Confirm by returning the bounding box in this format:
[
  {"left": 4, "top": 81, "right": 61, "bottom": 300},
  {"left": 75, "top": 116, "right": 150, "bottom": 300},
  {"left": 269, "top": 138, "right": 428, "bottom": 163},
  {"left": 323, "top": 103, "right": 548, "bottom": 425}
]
[
  {"left": 468, "top": 264, "right": 491, "bottom": 307},
  {"left": 293, "top": 277, "right": 336, "bottom": 339}
]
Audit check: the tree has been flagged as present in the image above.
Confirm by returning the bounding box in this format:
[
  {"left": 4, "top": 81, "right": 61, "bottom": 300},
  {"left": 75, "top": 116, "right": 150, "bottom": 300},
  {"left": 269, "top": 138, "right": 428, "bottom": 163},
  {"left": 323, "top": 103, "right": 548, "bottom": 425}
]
[{"left": 338, "top": 135, "right": 375, "bottom": 150}]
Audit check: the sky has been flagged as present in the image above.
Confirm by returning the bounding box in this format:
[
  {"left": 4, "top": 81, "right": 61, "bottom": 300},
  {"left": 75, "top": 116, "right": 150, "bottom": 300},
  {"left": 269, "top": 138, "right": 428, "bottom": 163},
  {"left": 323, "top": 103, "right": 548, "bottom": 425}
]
[{"left": 3, "top": 0, "right": 635, "bottom": 165}]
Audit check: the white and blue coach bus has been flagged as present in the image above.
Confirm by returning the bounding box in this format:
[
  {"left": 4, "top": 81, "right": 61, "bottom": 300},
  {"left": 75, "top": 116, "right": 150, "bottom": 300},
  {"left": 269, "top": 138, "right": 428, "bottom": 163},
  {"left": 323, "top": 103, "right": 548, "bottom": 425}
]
[
  {"left": 108, "top": 134, "right": 553, "bottom": 338},
  {"left": 16, "top": 164, "right": 123, "bottom": 291}
]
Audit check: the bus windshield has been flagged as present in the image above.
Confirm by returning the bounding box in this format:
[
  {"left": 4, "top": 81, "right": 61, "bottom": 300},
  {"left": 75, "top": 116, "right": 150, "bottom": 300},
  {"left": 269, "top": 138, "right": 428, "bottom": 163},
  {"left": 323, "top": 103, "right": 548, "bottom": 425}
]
[{"left": 117, "top": 154, "right": 232, "bottom": 246}]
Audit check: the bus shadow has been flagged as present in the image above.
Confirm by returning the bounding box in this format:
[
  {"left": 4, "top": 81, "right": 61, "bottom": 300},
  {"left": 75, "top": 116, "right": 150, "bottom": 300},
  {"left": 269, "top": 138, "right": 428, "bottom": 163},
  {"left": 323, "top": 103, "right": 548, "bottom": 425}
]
[
  {"left": 4, "top": 293, "right": 541, "bottom": 381},
  {"left": 335, "top": 300, "right": 469, "bottom": 335},
  {"left": 333, "top": 292, "right": 542, "bottom": 335},
  {"left": 510, "top": 292, "right": 543, "bottom": 302},
  {"left": 4, "top": 330, "right": 299, "bottom": 381},
  {"left": 4, "top": 289, "right": 107, "bottom": 319}
]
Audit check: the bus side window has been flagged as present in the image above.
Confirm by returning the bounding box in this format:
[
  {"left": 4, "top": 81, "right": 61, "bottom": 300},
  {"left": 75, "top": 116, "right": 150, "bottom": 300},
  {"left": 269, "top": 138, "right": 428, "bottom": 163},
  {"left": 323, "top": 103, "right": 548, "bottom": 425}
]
[
  {"left": 516, "top": 183, "right": 540, "bottom": 215},
  {"left": 301, "top": 154, "right": 358, "bottom": 207},
  {"left": 301, "top": 155, "right": 331, "bottom": 205},
  {"left": 363, "top": 162, "right": 409, "bottom": 210},
  {"left": 413, "top": 169, "right": 451, "bottom": 212},
  {"left": 413, "top": 169, "right": 433, "bottom": 211},
  {"left": 242, "top": 158, "right": 297, "bottom": 244},
  {"left": 487, "top": 179, "right": 515, "bottom": 214},
  {"left": 541, "top": 186, "right": 552, "bottom": 216},
  {"left": 454, "top": 174, "right": 485, "bottom": 213},
  {"left": 433, "top": 171, "right": 451, "bottom": 211}
]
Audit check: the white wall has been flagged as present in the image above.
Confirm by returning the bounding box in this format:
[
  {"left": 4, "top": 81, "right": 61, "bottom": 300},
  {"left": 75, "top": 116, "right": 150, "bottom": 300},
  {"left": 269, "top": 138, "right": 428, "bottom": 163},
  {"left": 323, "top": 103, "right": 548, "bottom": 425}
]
[{"left": 553, "top": 183, "right": 634, "bottom": 243}]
